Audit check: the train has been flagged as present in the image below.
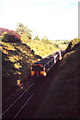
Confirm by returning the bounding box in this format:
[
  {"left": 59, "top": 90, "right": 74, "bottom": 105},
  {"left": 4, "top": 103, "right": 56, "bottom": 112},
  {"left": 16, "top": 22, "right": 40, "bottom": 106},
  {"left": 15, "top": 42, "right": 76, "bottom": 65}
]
[{"left": 30, "top": 50, "right": 65, "bottom": 77}]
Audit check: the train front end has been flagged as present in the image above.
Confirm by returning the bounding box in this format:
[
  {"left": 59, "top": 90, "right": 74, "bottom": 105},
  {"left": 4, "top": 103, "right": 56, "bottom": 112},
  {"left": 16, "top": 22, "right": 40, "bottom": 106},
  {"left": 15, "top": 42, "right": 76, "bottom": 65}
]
[{"left": 31, "top": 64, "right": 47, "bottom": 77}]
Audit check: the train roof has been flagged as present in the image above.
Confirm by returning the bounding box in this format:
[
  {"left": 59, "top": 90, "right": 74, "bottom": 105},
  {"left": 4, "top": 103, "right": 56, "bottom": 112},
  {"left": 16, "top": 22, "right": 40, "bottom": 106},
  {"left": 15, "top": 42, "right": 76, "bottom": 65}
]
[
  {"left": 32, "top": 51, "right": 60, "bottom": 66},
  {"left": 33, "top": 53, "right": 55, "bottom": 66}
]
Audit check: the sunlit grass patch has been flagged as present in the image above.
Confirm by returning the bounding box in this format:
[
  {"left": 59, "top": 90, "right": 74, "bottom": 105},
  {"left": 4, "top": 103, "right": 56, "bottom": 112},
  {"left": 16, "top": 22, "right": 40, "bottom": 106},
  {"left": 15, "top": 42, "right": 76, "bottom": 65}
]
[
  {"left": 2, "top": 42, "right": 16, "bottom": 50},
  {"left": 58, "top": 43, "right": 68, "bottom": 50},
  {"left": 3, "top": 49, "right": 8, "bottom": 55},
  {"left": 14, "top": 63, "right": 22, "bottom": 69},
  {"left": 27, "top": 40, "right": 61, "bottom": 57},
  {"left": 15, "top": 71, "right": 21, "bottom": 75},
  {"left": 8, "top": 56, "right": 17, "bottom": 62}
]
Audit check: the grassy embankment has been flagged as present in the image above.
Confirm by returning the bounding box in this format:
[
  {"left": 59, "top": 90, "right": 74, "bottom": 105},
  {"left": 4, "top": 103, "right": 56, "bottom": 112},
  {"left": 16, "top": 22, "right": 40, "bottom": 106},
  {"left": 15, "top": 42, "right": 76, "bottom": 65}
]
[{"left": 1, "top": 37, "right": 41, "bottom": 98}]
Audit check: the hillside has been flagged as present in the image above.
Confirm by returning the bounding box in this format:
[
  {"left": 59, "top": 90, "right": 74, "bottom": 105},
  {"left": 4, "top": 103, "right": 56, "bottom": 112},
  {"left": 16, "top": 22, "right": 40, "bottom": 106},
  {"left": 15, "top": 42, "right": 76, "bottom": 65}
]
[{"left": 0, "top": 33, "right": 42, "bottom": 99}]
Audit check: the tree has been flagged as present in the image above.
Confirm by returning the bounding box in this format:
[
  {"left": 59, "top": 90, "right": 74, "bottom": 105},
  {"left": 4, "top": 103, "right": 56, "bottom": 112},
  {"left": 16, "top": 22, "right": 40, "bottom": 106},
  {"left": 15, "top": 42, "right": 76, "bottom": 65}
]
[
  {"left": 16, "top": 23, "right": 32, "bottom": 40},
  {"left": 41, "top": 36, "right": 52, "bottom": 44},
  {"left": 1, "top": 28, "right": 21, "bottom": 43},
  {"left": 35, "top": 35, "right": 40, "bottom": 41}
]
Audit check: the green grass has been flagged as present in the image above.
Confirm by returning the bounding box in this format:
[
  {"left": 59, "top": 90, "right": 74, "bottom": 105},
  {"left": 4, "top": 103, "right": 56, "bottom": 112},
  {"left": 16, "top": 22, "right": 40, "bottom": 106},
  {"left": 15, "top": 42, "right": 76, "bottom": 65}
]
[{"left": 27, "top": 40, "right": 68, "bottom": 57}]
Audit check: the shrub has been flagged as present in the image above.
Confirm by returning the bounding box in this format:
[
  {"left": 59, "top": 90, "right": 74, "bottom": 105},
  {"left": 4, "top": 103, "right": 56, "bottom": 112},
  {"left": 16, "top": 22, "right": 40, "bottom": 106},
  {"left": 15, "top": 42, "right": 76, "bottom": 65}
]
[{"left": 0, "top": 28, "right": 21, "bottom": 43}]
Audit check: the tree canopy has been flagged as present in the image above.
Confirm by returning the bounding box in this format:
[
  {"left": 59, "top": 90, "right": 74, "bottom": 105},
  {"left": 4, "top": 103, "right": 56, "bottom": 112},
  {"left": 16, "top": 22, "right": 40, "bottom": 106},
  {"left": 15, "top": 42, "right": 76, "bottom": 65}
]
[
  {"left": 34, "top": 35, "right": 40, "bottom": 40},
  {"left": 41, "top": 36, "right": 52, "bottom": 44},
  {"left": 16, "top": 23, "right": 32, "bottom": 40}
]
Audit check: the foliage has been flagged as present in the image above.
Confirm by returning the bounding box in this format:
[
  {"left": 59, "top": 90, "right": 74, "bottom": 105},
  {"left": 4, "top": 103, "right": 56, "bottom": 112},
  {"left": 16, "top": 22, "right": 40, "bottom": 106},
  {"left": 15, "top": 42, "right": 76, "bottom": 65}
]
[
  {"left": 71, "top": 38, "right": 80, "bottom": 48},
  {"left": 0, "top": 27, "right": 21, "bottom": 40},
  {"left": 34, "top": 35, "right": 40, "bottom": 41},
  {"left": 21, "top": 33, "right": 32, "bottom": 43},
  {"left": 27, "top": 40, "right": 61, "bottom": 57},
  {"left": 16, "top": 23, "right": 32, "bottom": 40},
  {"left": 2, "top": 32, "right": 21, "bottom": 43},
  {"left": 41, "top": 36, "right": 52, "bottom": 44},
  {"left": 53, "top": 43, "right": 59, "bottom": 48},
  {"left": 66, "top": 38, "right": 80, "bottom": 52},
  {"left": 0, "top": 28, "right": 21, "bottom": 43}
]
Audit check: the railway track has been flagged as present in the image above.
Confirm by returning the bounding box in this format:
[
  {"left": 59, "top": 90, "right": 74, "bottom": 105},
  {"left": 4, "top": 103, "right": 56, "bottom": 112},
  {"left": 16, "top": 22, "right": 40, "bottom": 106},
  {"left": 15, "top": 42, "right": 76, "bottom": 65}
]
[
  {"left": 1, "top": 61, "right": 61, "bottom": 119},
  {"left": 0, "top": 82, "right": 35, "bottom": 117},
  {"left": 2, "top": 76, "right": 46, "bottom": 118}
]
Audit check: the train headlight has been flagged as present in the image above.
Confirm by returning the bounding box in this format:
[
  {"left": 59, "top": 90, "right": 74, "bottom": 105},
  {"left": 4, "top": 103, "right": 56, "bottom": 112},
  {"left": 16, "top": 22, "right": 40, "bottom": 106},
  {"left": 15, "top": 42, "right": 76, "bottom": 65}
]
[
  {"left": 31, "top": 71, "right": 35, "bottom": 76},
  {"left": 40, "top": 71, "right": 47, "bottom": 77},
  {"left": 59, "top": 56, "right": 62, "bottom": 60}
]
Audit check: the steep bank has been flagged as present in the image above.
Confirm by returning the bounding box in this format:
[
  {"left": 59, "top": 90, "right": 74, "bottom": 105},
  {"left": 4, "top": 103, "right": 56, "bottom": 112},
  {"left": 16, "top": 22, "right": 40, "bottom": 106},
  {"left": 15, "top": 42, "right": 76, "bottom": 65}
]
[{"left": 1, "top": 38, "right": 41, "bottom": 99}]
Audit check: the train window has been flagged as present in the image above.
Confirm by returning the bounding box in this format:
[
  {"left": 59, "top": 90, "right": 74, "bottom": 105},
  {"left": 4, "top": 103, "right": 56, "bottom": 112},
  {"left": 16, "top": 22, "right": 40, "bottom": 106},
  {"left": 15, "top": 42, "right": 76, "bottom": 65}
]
[{"left": 32, "top": 65, "right": 43, "bottom": 71}]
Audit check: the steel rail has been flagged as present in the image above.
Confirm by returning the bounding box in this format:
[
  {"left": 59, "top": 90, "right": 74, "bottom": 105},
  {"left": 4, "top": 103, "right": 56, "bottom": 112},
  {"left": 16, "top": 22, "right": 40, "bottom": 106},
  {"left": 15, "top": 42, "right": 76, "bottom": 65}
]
[{"left": 1, "top": 81, "right": 35, "bottom": 118}]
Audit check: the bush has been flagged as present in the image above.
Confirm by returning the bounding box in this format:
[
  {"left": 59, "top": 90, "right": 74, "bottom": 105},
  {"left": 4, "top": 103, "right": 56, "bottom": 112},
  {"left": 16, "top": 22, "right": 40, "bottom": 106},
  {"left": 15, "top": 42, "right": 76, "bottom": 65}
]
[
  {"left": 66, "top": 38, "right": 80, "bottom": 52},
  {"left": 0, "top": 28, "right": 21, "bottom": 43}
]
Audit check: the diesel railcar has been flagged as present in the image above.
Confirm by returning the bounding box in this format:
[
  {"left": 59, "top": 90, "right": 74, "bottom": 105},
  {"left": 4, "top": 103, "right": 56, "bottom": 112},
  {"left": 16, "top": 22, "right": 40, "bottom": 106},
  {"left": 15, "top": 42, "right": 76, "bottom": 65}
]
[{"left": 30, "top": 51, "right": 63, "bottom": 77}]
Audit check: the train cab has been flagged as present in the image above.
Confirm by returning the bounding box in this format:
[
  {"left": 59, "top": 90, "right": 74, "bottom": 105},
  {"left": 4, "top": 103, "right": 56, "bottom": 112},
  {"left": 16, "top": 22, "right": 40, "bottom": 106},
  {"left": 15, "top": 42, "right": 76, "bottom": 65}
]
[{"left": 31, "top": 64, "right": 47, "bottom": 77}]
